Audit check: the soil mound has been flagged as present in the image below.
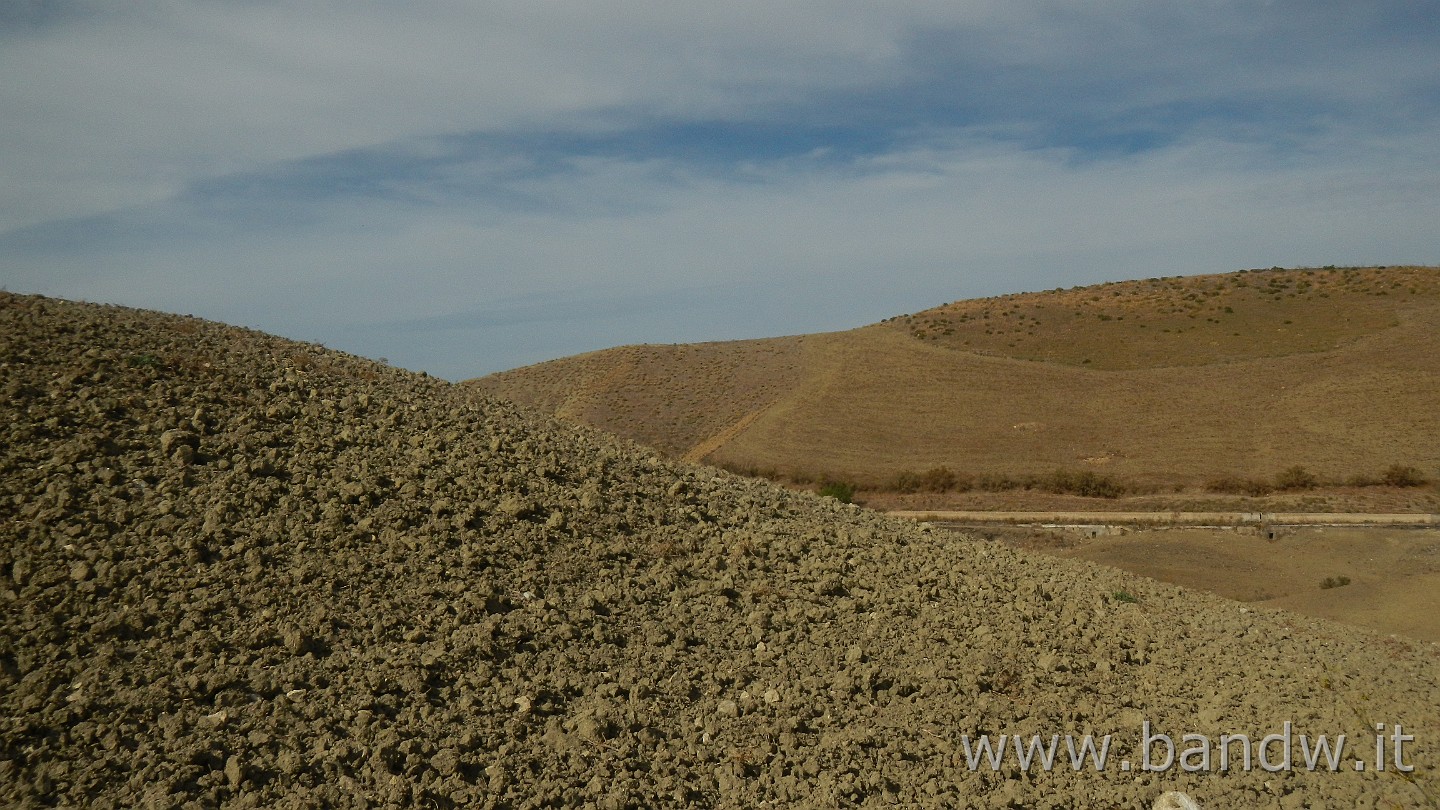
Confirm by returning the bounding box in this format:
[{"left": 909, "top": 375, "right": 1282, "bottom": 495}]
[{"left": 3, "top": 292, "right": 1437, "bottom": 808}]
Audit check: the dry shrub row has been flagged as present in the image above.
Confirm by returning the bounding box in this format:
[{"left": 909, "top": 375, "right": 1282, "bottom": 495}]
[
  {"left": 722, "top": 461, "right": 1433, "bottom": 501},
  {"left": 1205, "top": 464, "right": 1431, "bottom": 495},
  {"left": 893, "top": 468, "right": 1130, "bottom": 499}
]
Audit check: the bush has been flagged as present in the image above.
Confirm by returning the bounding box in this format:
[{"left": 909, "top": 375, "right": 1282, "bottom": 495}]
[
  {"left": 949, "top": 471, "right": 976, "bottom": 493},
  {"left": 977, "top": 473, "right": 1020, "bottom": 492},
  {"left": 1319, "top": 576, "right": 1351, "bottom": 590},
  {"left": 890, "top": 471, "right": 922, "bottom": 494},
  {"left": 1205, "top": 475, "right": 1274, "bottom": 497},
  {"left": 817, "top": 481, "right": 855, "bottom": 504},
  {"left": 919, "top": 466, "right": 959, "bottom": 492},
  {"left": 1274, "top": 465, "right": 1318, "bottom": 491},
  {"left": 1381, "top": 464, "right": 1428, "bottom": 488},
  {"left": 1041, "top": 469, "right": 1126, "bottom": 498}
]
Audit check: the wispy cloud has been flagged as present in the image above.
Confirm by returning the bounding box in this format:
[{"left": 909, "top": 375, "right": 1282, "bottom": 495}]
[{"left": 3, "top": 2, "right": 1438, "bottom": 377}]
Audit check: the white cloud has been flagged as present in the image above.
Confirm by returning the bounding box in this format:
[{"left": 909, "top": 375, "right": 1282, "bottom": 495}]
[{"left": 10, "top": 122, "right": 1437, "bottom": 377}]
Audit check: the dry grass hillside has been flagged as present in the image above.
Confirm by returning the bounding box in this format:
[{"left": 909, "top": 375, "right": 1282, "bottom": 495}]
[
  {"left": 472, "top": 339, "right": 808, "bottom": 459},
  {"left": 471, "top": 266, "right": 1440, "bottom": 495}
]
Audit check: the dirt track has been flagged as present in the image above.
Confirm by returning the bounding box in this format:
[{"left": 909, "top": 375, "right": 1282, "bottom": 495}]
[{"left": 4, "top": 292, "right": 1439, "bottom": 809}]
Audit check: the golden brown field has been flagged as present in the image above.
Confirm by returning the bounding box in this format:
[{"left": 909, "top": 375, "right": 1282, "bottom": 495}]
[{"left": 470, "top": 266, "right": 1440, "bottom": 499}]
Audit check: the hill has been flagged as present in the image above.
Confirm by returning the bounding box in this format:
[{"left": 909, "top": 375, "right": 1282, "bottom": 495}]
[
  {"left": 470, "top": 266, "right": 1440, "bottom": 494},
  {"left": 3, "top": 291, "right": 1438, "bottom": 808}
]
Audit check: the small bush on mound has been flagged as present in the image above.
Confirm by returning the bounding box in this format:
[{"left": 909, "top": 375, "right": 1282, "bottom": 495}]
[
  {"left": 1112, "top": 590, "right": 1140, "bottom": 604},
  {"left": 920, "top": 466, "right": 961, "bottom": 492},
  {"left": 1042, "top": 469, "right": 1126, "bottom": 498},
  {"left": 817, "top": 480, "right": 855, "bottom": 504},
  {"left": 1205, "top": 475, "right": 1274, "bottom": 496},
  {"left": 890, "top": 470, "right": 922, "bottom": 494},
  {"left": 977, "top": 473, "right": 1021, "bottom": 492},
  {"left": 1275, "top": 465, "right": 1318, "bottom": 491},
  {"left": 890, "top": 466, "right": 966, "bottom": 494},
  {"left": 1320, "top": 576, "right": 1351, "bottom": 590},
  {"left": 1381, "top": 464, "right": 1428, "bottom": 488}
]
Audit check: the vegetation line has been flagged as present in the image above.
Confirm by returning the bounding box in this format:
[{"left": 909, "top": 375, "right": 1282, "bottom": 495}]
[{"left": 717, "top": 462, "right": 1434, "bottom": 500}]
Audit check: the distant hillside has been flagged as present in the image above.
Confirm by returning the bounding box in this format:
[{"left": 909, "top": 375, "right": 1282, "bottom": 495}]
[{"left": 470, "top": 266, "right": 1440, "bottom": 489}]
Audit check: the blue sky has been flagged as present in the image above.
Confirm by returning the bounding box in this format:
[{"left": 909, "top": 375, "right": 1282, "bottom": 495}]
[{"left": 3, "top": 1, "right": 1438, "bottom": 378}]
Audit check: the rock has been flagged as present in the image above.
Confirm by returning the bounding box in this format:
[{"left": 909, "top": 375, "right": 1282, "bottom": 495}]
[
  {"left": 159, "top": 429, "right": 198, "bottom": 457},
  {"left": 281, "top": 628, "right": 313, "bottom": 656},
  {"left": 223, "top": 755, "right": 244, "bottom": 787},
  {"left": 430, "top": 748, "right": 460, "bottom": 777},
  {"left": 497, "top": 495, "right": 534, "bottom": 518},
  {"left": 1152, "top": 793, "right": 1201, "bottom": 810}
]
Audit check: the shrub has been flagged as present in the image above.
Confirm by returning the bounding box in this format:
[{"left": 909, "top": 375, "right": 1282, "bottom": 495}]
[
  {"left": 948, "top": 470, "right": 977, "bottom": 493},
  {"left": 817, "top": 481, "right": 855, "bottom": 504},
  {"left": 1112, "top": 590, "right": 1140, "bottom": 604},
  {"left": 1319, "top": 576, "right": 1351, "bottom": 590},
  {"left": 1042, "top": 469, "right": 1126, "bottom": 498},
  {"left": 1275, "top": 465, "right": 1318, "bottom": 491},
  {"left": 890, "top": 471, "right": 922, "bottom": 494},
  {"left": 1380, "top": 464, "right": 1428, "bottom": 488},
  {"left": 977, "top": 473, "right": 1020, "bottom": 492},
  {"left": 919, "top": 466, "right": 959, "bottom": 492},
  {"left": 1205, "top": 475, "right": 1274, "bottom": 496}
]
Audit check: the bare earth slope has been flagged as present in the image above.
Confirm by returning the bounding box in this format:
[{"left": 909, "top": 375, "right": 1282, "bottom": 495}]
[
  {"left": 470, "top": 267, "right": 1440, "bottom": 487},
  {"left": 472, "top": 337, "right": 809, "bottom": 458},
  {"left": 4, "top": 292, "right": 1439, "bottom": 808}
]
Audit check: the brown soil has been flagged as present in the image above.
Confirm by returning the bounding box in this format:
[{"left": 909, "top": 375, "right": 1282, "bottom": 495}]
[
  {"left": 4, "top": 292, "right": 1439, "bottom": 808},
  {"left": 996, "top": 526, "right": 1440, "bottom": 643}
]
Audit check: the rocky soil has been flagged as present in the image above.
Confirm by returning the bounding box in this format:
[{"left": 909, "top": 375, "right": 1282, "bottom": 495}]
[{"left": 2, "top": 291, "right": 1437, "bottom": 809}]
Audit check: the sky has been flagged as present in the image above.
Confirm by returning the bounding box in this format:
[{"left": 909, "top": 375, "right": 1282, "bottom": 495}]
[{"left": 3, "top": 2, "right": 1438, "bottom": 379}]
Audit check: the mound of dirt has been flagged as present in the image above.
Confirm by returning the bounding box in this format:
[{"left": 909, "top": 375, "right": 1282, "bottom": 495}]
[{"left": 2, "top": 292, "right": 1437, "bottom": 808}]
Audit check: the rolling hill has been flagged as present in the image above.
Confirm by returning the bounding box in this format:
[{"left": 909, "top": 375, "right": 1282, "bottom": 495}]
[{"left": 470, "top": 266, "right": 1440, "bottom": 494}]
